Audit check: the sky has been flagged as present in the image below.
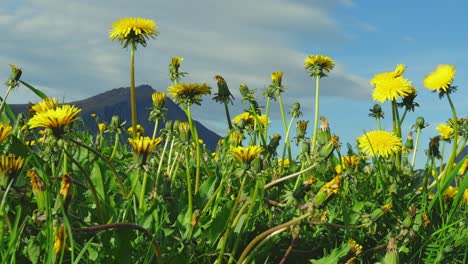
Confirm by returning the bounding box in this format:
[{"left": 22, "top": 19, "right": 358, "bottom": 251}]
[{"left": 1, "top": 0, "right": 467, "bottom": 167}]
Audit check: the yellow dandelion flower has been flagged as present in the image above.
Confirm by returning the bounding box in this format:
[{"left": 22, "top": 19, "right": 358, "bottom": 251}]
[
  {"left": 459, "top": 159, "right": 468, "bottom": 175},
  {"left": 30, "top": 97, "right": 58, "bottom": 115},
  {"left": 229, "top": 145, "right": 263, "bottom": 166},
  {"left": 372, "top": 76, "right": 413, "bottom": 103},
  {"left": 152, "top": 91, "right": 166, "bottom": 108},
  {"left": 278, "top": 158, "right": 290, "bottom": 167},
  {"left": 463, "top": 189, "right": 468, "bottom": 204},
  {"left": 442, "top": 186, "right": 458, "bottom": 201},
  {"left": 54, "top": 225, "right": 66, "bottom": 255},
  {"left": 27, "top": 168, "right": 45, "bottom": 192},
  {"left": 0, "top": 123, "right": 12, "bottom": 144},
  {"left": 271, "top": 71, "right": 283, "bottom": 85},
  {"left": 128, "top": 136, "right": 162, "bottom": 154},
  {"left": 0, "top": 154, "right": 25, "bottom": 187},
  {"left": 171, "top": 56, "right": 184, "bottom": 69},
  {"left": 28, "top": 105, "right": 81, "bottom": 136},
  {"left": 109, "top": 17, "right": 158, "bottom": 47},
  {"left": 436, "top": 123, "right": 453, "bottom": 139},
  {"left": 127, "top": 124, "right": 144, "bottom": 136},
  {"left": 257, "top": 114, "right": 269, "bottom": 125},
  {"left": 232, "top": 112, "right": 254, "bottom": 126},
  {"left": 167, "top": 83, "right": 211, "bottom": 105},
  {"left": 229, "top": 131, "right": 244, "bottom": 147},
  {"left": 370, "top": 64, "right": 406, "bottom": 86},
  {"left": 59, "top": 172, "right": 72, "bottom": 202},
  {"left": 348, "top": 239, "right": 363, "bottom": 256},
  {"left": 382, "top": 203, "right": 393, "bottom": 213},
  {"left": 341, "top": 155, "right": 360, "bottom": 169},
  {"left": 423, "top": 64, "right": 456, "bottom": 92},
  {"left": 422, "top": 213, "right": 430, "bottom": 226},
  {"left": 98, "top": 123, "right": 106, "bottom": 134},
  {"left": 357, "top": 130, "right": 402, "bottom": 158},
  {"left": 304, "top": 55, "right": 335, "bottom": 77}
]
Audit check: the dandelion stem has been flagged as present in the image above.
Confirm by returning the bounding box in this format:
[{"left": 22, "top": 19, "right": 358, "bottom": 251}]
[
  {"left": 129, "top": 42, "right": 137, "bottom": 138},
  {"left": 184, "top": 149, "right": 193, "bottom": 235},
  {"left": 442, "top": 93, "right": 458, "bottom": 183},
  {"left": 224, "top": 101, "right": 233, "bottom": 130},
  {"left": 110, "top": 132, "right": 120, "bottom": 160},
  {"left": 0, "top": 85, "right": 13, "bottom": 115},
  {"left": 238, "top": 212, "right": 311, "bottom": 264},
  {"left": 411, "top": 126, "right": 421, "bottom": 169},
  {"left": 216, "top": 172, "right": 247, "bottom": 264},
  {"left": 151, "top": 119, "right": 159, "bottom": 140},
  {"left": 311, "top": 76, "right": 320, "bottom": 152},
  {"left": 68, "top": 138, "right": 127, "bottom": 197}
]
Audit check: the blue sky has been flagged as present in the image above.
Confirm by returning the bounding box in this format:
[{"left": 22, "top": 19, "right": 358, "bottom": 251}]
[{"left": 1, "top": 0, "right": 467, "bottom": 167}]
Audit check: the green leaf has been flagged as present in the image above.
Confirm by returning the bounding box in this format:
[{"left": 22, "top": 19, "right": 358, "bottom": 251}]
[
  {"left": 20, "top": 80, "right": 48, "bottom": 99},
  {"left": 209, "top": 200, "right": 234, "bottom": 243},
  {"left": 90, "top": 162, "right": 106, "bottom": 202},
  {"left": 310, "top": 243, "right": 351, "bottom": 264}
]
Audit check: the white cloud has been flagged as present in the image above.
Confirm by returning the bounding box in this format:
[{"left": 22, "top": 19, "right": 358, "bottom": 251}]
[{"left": 0, "top": 0, "right": 373, "bottom": 134}]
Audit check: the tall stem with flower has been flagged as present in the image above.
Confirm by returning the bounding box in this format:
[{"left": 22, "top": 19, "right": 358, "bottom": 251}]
[
  {"left": 304, "top": 55, "right": 335, "bottom": 152},
  {"left": 423, "top": 64, "right": 458, "bottom": 183},
  {"left": 109, "top": 17, "right": 158, "bottom": 138},
  {"left": 0, "top": 65, "right": 22, "bottom": 115}
]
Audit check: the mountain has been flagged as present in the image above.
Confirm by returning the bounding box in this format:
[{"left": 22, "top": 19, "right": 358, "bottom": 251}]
[{"left": 9, "top": 85, "right": 222, "bottom": 150}]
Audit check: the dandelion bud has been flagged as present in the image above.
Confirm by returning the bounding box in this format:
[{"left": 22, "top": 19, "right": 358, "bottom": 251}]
[
  {"left": 415, "top": 117, "right": 426, "bottom": 128},
  {"left": 290, "top": 102, "right": 302, "bottom": 118},
  {"left": 54, "top": 225, "right": 66, "bottom": 255},
  {"left": 0, "top": 154, "right": 25, "bottom": 187},
  {"left": 296, "top": 120, "right": 308, "bottom": 139},
  {"left": 152, "top": 92, "right": 166, "bottom": 108},
  {"left": 98, "top": 123, "right": 106, "bottom": 134},
  {"left": 109, "top": 115, "right": 125, "bottom": 133},
  {"left": 368, "top": 103, "right": 384, "bottom": 118},
  {"left": 6, "top": 64, "right": 22, "bottom": 87},
  {"left": 405, "top": 132, "right": 413, "bottom": 150},
  {"left": 317, "top": 116, "right": 331, "bottom": 145},
  {"left": 428, "top": 136, "right": 441, "bottom": 159},
  {"left": 271, "top": 71, "right": 283, "bottom": 86},
  {"left": 268, "top": 133, "right": 281, "bottom": 152},
  {"left": 213, "top": 75, "right": 234, "bottom": 104},
  {"left": 239, "top": 84, "right": 250, "bottom": 97},
  {"left": 229, "top": 131, "right": 243, "bottom": 147},
  {"left": 0, "top": 123, "right": 12, "bottom": 144},
  {"left": 60, "top": 172, "right": 72, "bottom": 209},
  {"left": 300, "top": 139, "right": 310, "bottom": 155},
  {"left": 319, "top": 134, "right": 339, "bottom": 159},
  {"left": 27, "top": 169, "right": 46, "bottom": 211},
  {"left": 178, "top": 122, "right": 191, "bottom": 142},
  {"left": 380, "top": 238, "right": 399, "bottom": 264}
]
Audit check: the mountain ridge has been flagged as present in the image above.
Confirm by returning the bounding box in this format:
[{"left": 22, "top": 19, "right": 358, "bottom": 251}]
[{"left": 9, "top": 85, "right": 222, "bottom": 150}]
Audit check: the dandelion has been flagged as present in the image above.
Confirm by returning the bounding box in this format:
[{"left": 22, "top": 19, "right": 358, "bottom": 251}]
[
  {"left": 127, "top": 124, "right": 145, "bottom": 137},
  {"left": 98, "top": 123, "right": 106, "bottom": 134},
  {"left": 109, "top": 17, "right": 158, "bottom": 47},
  {"left": 370, "top": 64, "right": 406, "bottom": 86},
  {"left": 304, "top": 54, "right": 334, "bottom": 152},
  {"left": 341, "top": 155, "right": 360, "bottom": 170},
  {"left": 28, "top": 105, "right": 81, "bottom": 137},
  {"left": 232, "top": 112, "right": 254, "bottom": 127},
  {"left": 152, "top": 91, "right": 166, "bottom": 108},
  {"left": 463, "top": 188, "right": 468, "bottom": 204},
  {"left": 0, "top": 123, "right": 12, "bottom": 144},
  {"left": 436, "top": 123, "right": 453, "bottom": 139},
  {"left": 304, "top": 55, "right": 335, "bottom": 77},
  {"left": 372, "top": 76, "right": 413, "bottom": 103},
  {"left": 230, "top": 145, "right": 263, "bottom": 169},
  {"left": 229, "top": 131, "right": 244, "bottom": 147},
  {"left": 54, "top": 225, "right": 66, "bottom": 255},
  {"left": 271, "top": 71, "right": 283, "bottom": 86},
  {"left": 30, "top": 98, "right": 59, "bottom": 116},
  {"left": 27, "top": 169, "right": 46, "bottom": 211},
  {"left": 442, "top": 186, "right": 458, "bottom": 201},
  {"left": 0, "top": 154, "right": 25, "bottom": 187},
  {"left": 348, "top": 239, "right": 363, "bottom": 256},
  {"left": 357, "top": 130, "right": 402, "bottom": 158},
  {"left": 128, "top": 136, "right": 162, "bottom": 155},
  {"left": 167, "top": 83, "right": 211, "bottom": 105},
  {"left": 110, "top": 17, "right": 158, "bottom": 138},
  {"left": 423, "top": 64, "right": 456, "bottom": 92},
  {"left": 59, "top": 172, "right": 73, "bottom": 205}
]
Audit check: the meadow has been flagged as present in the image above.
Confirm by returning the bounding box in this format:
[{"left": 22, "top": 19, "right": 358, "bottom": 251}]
[{"left": 0, "top": 17, "right": 466, "bottom": 264}]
